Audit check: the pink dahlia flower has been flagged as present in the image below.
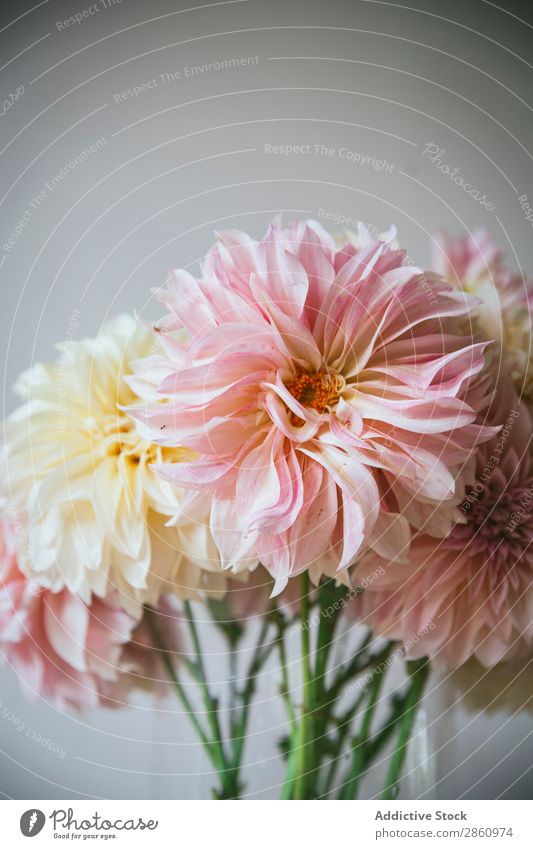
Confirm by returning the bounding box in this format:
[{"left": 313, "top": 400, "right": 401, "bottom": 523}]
[
  {"left": 0, "top": 516, "right": 136, "bottom": 710},
  {"left": 354, "top": 380, "right": 533, "bottom": 667},
  {"left": 131, "top": 220, "right": 493, "bottom": 593},
  {"left": 433, "top": 229, "right": 533, "bottom": 402}
]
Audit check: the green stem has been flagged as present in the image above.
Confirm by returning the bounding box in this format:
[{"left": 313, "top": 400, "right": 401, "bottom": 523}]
[
  {"left": 281, "top": 744, "right": 299, "bottom": 799},
  {"left": 285, "top": 586, "right": 385, "bottom": 800},
  {"left": 314, "top": 582, "right": 345, "bottom": 687},
  {"left": 381, "top": 657, "right": 430, "bottom": 800},
  {"left": 277, "top": 618, "right": 297, "bottom": 732},
  {"left": 228, "top": 645, "right": 239, "bottom": 740},
  {"left": 294, "top": 573, "right": 314, "bottom": 799},
  {"left": 310, "top": 582, "right": 349, "bottom": 793},
  {"left": 327, "top": 636, "right": 389, "bottom": 704},
  {"left": 364, "top": 694, "right": 410, "bottom": 765},
  {"left": 277, "top": 618, "right": 300, "bottom": 800},
  {"left": 320, "top": 683, "right": 372, "bottom": 798},
  {"left": 182, "top": 600, "right": 229, "bottom": 789},
  {"left": 329, "top": 694, "right": 408, "bottom": 798},
  {"left": 339, "top": 658, "right": 388, "bottom": 799},
  {"left": 228, "top": 618, "right": 273, "bottom": 776}
]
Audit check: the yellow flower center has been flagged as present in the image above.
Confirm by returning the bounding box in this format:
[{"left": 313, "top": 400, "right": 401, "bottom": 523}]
[
  {"left": 90, "top": 408, "right": 197, "bottom": 466},
  {"left": 286, "top": 371, "right": 341, "bottom": 420}
]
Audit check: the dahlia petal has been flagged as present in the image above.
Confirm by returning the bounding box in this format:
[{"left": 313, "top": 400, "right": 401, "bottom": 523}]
[
  {"left": 257, "top": 224, "right": 309, "bottom": 318},
  {"left": 388, "top": 424, "right": 500, "bottom": 466},
  {"left": 259, "top": 533, "right": 291, "bottom": 597},
  {"left": 92, "top": 458, "right": 121, "bottom": 539},
  {"left": 377, "top": 284, "right": 480, "bottom": 349},
  {"left": 157, "top": 358, "right": 267, "bottom": 409},
  {"left": 263, "top": 371, "right": 322, "bottom": 427},
  {"left": 113, "top": 534, "right": 151, "bottom": 588},
  {"left": 125, "top": 353, "right": 184, "bottom": 403},
  {"left": 250, "top": 275, "right": 322, "bottom": 370},
  {"left": 333, "top": 241, "right": 387, "bottom": 288},
  {"left": 391, "top": 480, "right": 460, "bottom": 537},
  {"left": 368, "top": 341, "right": 488, "bottom": 394},
  {"left": 13, "top": 646, "right": 45, "bottom": 701},
  {"left": 337, "top": 492, "right": 365, "bottom": 571},
  {"left": 290, "top": 224, "right": 336, "bottom": 323},
  {"left": 44, "top": 591, "right": 89, "bottom": 672},
  {"left": 362, "top": 437, "right": 457, "bottom": 500},
  {"left": 432, "top": 228, "right": 501, "bottom": 285},
  {"left": 153, "top": 454, "right": 235, "bottom": 490},
  {"left": 368, "top": 511, "right": 411, "bottom": 562},
  {"left": 188, "top": 322, "right": 280, "bottom": 363},
  {"left": 264, "top": 390, "right": 321, "bottom": 443},
  {"left": 326, "top": 415, "right": 369, "bottom": 452},
  {"left": 301, "top": 443, "right": 380, "bottom": 535},
  {"left": 170, "top": 488, "right": 211, "bottom": 526},
  {"left": 284, "top": 218, "right": 336, "bottom": 260},
  {"left": 156, "top": 269, "right": 217, "bottom": 336},
  {"left": 71, "top": 502, "right": 105, "bottom": 571},
  {"left": 209, "top": 228, "right": 259, "bottom": 284},
  {"left": 236, "top": 429, "right": 282, "bottom": 529},
  {"left": 474, "top": 632, "right": 510, "bottom": 667},
  {"left": 251, "top": 443, "right": 305, "bottom": 535},
  {"left": 289, "top": 464, "right": 338, "bottom": 572},
  {"left": 348, "top": 391, "right": 476, "bottom": 433},
  {"left": 183, "top": 416, "right": 259, "bottom": 455},
  {"left": 210, "top": 497, "right": 258, "bottom": 570},
  {"left": 31, "top": 454, "right": 93, "bottom": 511},
  {"left": 325, "top": 289, "right": 391, "bottom": 374}
]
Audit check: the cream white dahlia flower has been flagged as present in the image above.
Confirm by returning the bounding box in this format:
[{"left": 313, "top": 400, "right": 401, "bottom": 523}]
[{"left": 1, "top": 314, "right": 225, "bottom": 612}]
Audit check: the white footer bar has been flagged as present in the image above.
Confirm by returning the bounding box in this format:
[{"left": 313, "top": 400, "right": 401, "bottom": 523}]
[{"left": 1, "top": 799, "right": 530, "bottom": 847}]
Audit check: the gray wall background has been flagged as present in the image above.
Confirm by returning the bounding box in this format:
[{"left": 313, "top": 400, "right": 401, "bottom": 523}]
[{"left": 0, "top": 0, "right": 532, "bottom": 799}]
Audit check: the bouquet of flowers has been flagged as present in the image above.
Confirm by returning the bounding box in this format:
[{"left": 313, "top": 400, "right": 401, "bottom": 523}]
[{"left": 1, "top": 220, "right": 531, "bottom": 799}]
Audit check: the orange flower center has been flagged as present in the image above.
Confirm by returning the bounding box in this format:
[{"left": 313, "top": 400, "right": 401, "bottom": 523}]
[{"left": 286, "top": 371, "right": 340, "bottom": 416}]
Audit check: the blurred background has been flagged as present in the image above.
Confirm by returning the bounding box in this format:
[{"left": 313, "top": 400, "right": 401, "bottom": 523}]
[{"left": 0, "top": 0, "right": 532, "bottom": 799}]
